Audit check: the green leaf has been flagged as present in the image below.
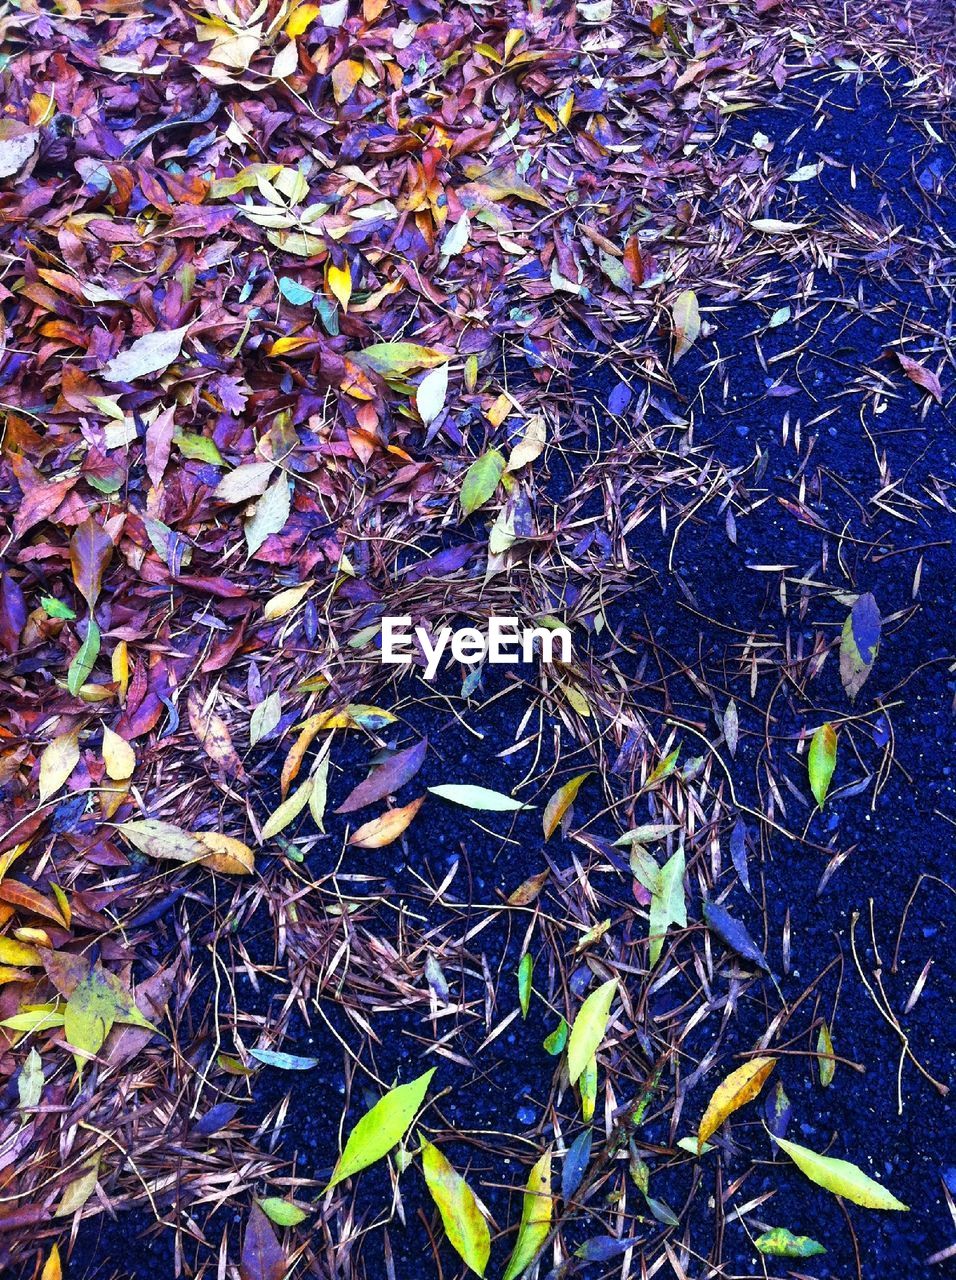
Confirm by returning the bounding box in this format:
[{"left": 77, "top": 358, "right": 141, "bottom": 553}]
[
  {"left": 517, "top": 953, "right": 533, "bottom": 1018},
  {"left": 579, "top": 1054, "right": 597, "bottom": 1122},
  {"left": 755, "top": 1227, "right": 826, "bottom": 1258},
  {"left": 64, "top": 963, "right": 153, "bottom": 1075},
  {"left": 174, "top": 431, "right": 224, "bottom": 465},
  {"left": 817, "top": 1022, "right": 835, "bottom": 1087},
  {"left": 427, "top": 783, "right": 528, "bottom": 811},
  {"left": 257, "top": 1197, "right": 310, "bottom": 1227},
  {"left": 261, "top": 776, "right": 314, "bottom": 840},
  {"left": 502, "top": 1150, "right": 552, "bottom": 1280},
  {"left": 649, "top": 846, "right": 686, "bottom": 965},
  {"left": 543, "top": 1018, "right": 568, "bottom": 1056},
  {"left": 421, "top": 1140, "right": 491, "bottom": 1276},
  {"left": 772, "top": 1134, "right": 908, "bottom": 1210},
  {"left": 41, "top": 595, "right": 76, "bottom": 620},
  {"left": 356, "top": 342, "right": 448, "bottom": 376},
  {"left": 460, "top": 449, "right": 505, "bottom": 516},
  {"left": 326, "top": 1068, "right": 435, "bottom": 1190},
  {"left": 808, "top": 723, "right": 837, "bottom": 807},
  {"left": 67, "top": 618, "right": 100, "bottom": 694},
  {"left": 566, "top": 977, "right": 617, "bottom": 1085}
]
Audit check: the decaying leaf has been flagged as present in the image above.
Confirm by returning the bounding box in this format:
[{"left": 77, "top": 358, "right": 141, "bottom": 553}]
[
  {"left": 347, "top": 796, "right": 424, "bottom": 848},
  {"left": 698, "top": 1057, "right": 776, "bottom": 1149},
  {"left": 542, "top": 771, "right": 590, "bottom": 840},
  {"left": 840, "top": 593, "right": 881, "bottom": 702},
  {"left": 671, "top": 289, "right": 700, "bottom": 363}
]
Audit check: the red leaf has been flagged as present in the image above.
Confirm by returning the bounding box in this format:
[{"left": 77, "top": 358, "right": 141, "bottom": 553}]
[{"left": 69, "top": 518, "right": 113, "bottom": 609}]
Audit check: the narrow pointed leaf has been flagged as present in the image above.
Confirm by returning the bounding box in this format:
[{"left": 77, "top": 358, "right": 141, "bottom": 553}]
[
  {"left": 327, "top": 1068, "right": 435, "bottom": 1189},
  {"left": 698, "top": 1057, "right": 776, "bottom": 1149},
  {"left": 567, "top": 977, "right": 617, "bottom": 1085},
  {"left": 808, "top": 723, "right": 837, "bottom": 807},
  {"left": 772, "top": 1134, "right": 908, "bottom": 1210},
  {"left": 502, "top": 1150, "right": 552, "bottom": 1280}
]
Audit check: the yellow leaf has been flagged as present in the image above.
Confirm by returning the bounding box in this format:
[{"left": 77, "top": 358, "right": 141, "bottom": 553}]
[
  {"left": 348, "top": 796, "right": 424, "bottom": 848},
  {"left": 773, "top": 1133, "right": 908, "bottom": 1210},
  {"left": 502, "top": 1150, "right": 552, "bottom": 1280},
  {"left": 263, "top": 580, "right": 313, "bottom": 620},
  {"left": 270, "top": 334, "right": 315, "bottom": 356},
  {"left": 331, "top": 58, "right": 363, "bottom": 104},
  {"left": 101, "top": 725, "right": 135, "bottom": 780},
  {"left": 287, "top": 2, "right": 320, "bottom": 36},
  {"left": 111, "top": 639, "right": 129, "bottom": 701},
  {"left": 0, "top": 937, "right": 42, "bottom": 967},
  {"left": 698, "top": 1057, "right": 776, "bottom": 1150},
  {"left": 542, "top": 772, "right": 590, "bottom": 840},
  {"left": 195, "top": 832, "right": 255, "bottom": 875},
  {"left": 39, "top": 729, "right": 81, "bottom": 803},
  {"left": 41, "top": 1245, "right": 62, "bottom": 1280},
  {"left": 327, "top": 261, "right": 352, "bottom": 311}
]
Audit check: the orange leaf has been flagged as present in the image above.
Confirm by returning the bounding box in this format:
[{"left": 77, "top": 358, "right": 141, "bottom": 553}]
[{"left": 347, "top": 797, "right": 424, "bottom": 848}]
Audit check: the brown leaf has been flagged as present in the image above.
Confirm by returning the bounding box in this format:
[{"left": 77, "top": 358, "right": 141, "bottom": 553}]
[
  {"left": 69, "top": 518, "right": 113, "bottom": 610},
  {"left": 240, "top": 1203, "right": 287, "bottom": 1280},
  {"left": 894, "top": 352, "right": 943, "bottom": 404},
  {"left": 187, "top": 689, "right": 243, "bottom": 777}
]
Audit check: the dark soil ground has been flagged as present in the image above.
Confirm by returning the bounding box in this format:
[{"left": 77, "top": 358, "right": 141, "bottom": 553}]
[{"left": 66, "top": 72, "right": 954, "bottom": 1280}]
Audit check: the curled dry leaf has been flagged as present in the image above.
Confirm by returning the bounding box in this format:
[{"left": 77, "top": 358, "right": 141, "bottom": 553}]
[{"left": 698, "top": 1056, "right": 776, "bottom": 1150}]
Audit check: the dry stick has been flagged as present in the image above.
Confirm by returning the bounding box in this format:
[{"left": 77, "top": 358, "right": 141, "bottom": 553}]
[{"left": 848, "top": 908, "right": 948, "bottom": 1114}]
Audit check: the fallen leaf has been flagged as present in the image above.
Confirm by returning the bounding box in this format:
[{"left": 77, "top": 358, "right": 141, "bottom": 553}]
[
  {"left": 894, "top": 352, "right": 943, "bottom": 404},
  {"left": 421, "top": 1140, "right": 491, "bottom": 1277},
  {"left": 698, "top": 1057, "right": 776, "bottom": 1149},
  {"left": 772, "top": 1134, "right": 908, "bottom": 1210},
  {"left": 671, "top": 289, "right": 700, "bottom": 363},
  {"left": 542, "top": 772, "right": 590, "bottom": 840},
  {"left": 502, "top": 1150, "right": 552, "bottom": 1280},
  {"left": 428, "top": 783, "right": 528, "bottom": 811},
  {"left": 808, "top": 723, "right": 837, "bottom": 807},
  {"left": 567, "top": 978, "right": 617, "bottom": 1084},
  {"left": 327, "top": 1068, "right": 435, "bottom": 1189},
  {"left": 347, "top": 796, "right": 424, "bottom": 848},
  {"left": 103, "top": 325, "right": 189, "bottom": 383}
]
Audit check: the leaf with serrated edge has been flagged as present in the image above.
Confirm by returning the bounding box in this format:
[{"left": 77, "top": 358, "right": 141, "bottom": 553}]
[{"left": 698, "top": 1057, "right": 776, "bottom": 1150}]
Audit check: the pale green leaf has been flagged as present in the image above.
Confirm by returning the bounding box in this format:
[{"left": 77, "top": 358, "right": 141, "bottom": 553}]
[
  {"left": 67, "top": 619, "right": 100, "bottom": 695},
  {"left": 566, "top": 977, "right": 617, "bottom": 1085},
  {"left": 258, "top": 1197, "right": 311, "bottom": 1226},
  {"left": 671, "top": 289, "right": 700, "bottom": 363},
  {"left": 649, "top": 846, "right": 686, "bottom": 965},
  {"left": 245, "top": 476, "right": 291, "bottom": 557},
  {"left": 261, "top": 776, "right": 313, "bottom": 840},
  {"left": 428, "top": 783, "right": 528, "bottom": 811}
]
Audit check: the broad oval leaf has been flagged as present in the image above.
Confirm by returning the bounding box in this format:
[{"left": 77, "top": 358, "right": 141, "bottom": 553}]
[
  {"left": 698, "top": 1057, "right": 776, "bottom": 1150},
  {"left": 119, "top": 819, "right": 204, "bottom": 863},
  {"left": 327, "top": 1068, "right": 435, "bottom": 1190},
  {"left": 566, "top": 977, "right": 617, "bottom": 1085},
  {"left": 240, "top": 1202, "right": 287, "bottom": 1280},
  {"left": 428, "top": 783, "right": 528, "bottom": 811},
  {"left": 542, "top": 772, "right": 590, "bottom": 840},
  {"left": 39, "top": 730, "right": 80, "bottom": 803},
  {"left": 421, "top": 1140, "right": 491, "bottom": 1276},
  {"left": 502, "top": 1150, "right": 552, "bottom": 1280},
  {"left": 195, "top": 832, "right": 255, "bottom": 875},
  {"left": 772, "top": 1133, "right": 908, "bottom": 1210},
  {"left": 808, "top": 723, "right": 837, "bottom": 807},
  {"left": 460, "top": 450, "right": 505, "bottom": 516},
  {"left": 102, "top": 725, "right": 135, "bottom": 781},
  {"left": 840, "top": 593, "right": 881, "bottom": 702},
  {"left": 257, "top": 1197, "right": 310, "bottom": 1227},
  {"left": 103, "top": 324, "right": 189, "bottom": 383},
  {"left": 416, "top": 363, "right": 449, "bottom": 425}
]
